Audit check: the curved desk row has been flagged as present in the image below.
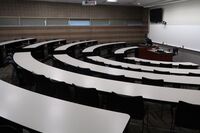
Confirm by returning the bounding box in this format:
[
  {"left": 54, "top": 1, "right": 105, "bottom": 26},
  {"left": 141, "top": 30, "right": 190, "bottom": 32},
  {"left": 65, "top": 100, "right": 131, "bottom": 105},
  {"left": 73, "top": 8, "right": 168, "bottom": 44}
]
[
  {"left": 23, "top": 39, "right": 66, "bottom": 49},
  {"left": 82, "top": 42, "right": 126, "bottom": 53},
  {"left": 22, "top": 39, "right": 66, "bottom": 59},
  {"left": 95, "top": 44, "right": 198, "bottom": 68},
  {"left": 88, "top": 56, "right": 200, "bottom": 75},
  {"left": 125, "top": 56, "right": 198, "bottom": 67},
  {"left": 55, "top": 40, "right": 97, "bottom": 51},
  {"left": 0, "top": 38, "right": 36, "bottom": 66},
  {"left": 54, "top": 54, "right": 200, "bottom": 85},
  {"left": 114, "top": 46, "right": 139, "bottom": 54},
  {"left": 0, "top": 38, "right": 36, "bottom": 47},
  {"left": 0, "top": 80, "right": 129, "bottom": 133},
  {"left": 54, "top": 42, "right": 200, "bottom": 86},
  {"left": 13, "top": 52, "right": 200, "bottom": 105},
  {"left": 54, "top": 43, "right": 198, "bottom": 85}
]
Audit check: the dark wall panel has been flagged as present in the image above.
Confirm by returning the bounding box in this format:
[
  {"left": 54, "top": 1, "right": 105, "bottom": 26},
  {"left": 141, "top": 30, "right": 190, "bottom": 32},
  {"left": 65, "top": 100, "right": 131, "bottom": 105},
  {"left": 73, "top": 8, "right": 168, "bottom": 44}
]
[{"left": 0, "top": 0, "right": 148, "bottom": 43}]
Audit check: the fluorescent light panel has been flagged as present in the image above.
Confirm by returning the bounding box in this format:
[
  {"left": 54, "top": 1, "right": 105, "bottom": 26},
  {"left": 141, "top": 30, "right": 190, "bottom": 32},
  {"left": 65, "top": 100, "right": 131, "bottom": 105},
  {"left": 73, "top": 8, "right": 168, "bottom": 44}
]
[{"left": 107, "top": 0, "right": 117, "bottom": 2}]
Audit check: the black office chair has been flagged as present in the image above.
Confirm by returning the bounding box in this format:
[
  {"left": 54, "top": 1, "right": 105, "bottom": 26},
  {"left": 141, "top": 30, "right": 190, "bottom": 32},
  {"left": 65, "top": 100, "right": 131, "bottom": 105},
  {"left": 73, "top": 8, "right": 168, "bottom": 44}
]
[
  {"left": 106, "top": 74, "right": 133, "bottom": 82},
  {"left": 10, "top": 62, "right": 34, "bottom": 88},
  {"left": 21, "top": 70, "right": 35, "bottom": 88},
  {"left": 0, "top": 125, "right": 20, "bottom": 133},
  {"left": 32, "top": 47, "right": 45, "bottom": 60},
  {"left": 77, "top": 67, "right": 91, "bottom": 75},
  {"left": 52, "top": 80, "right": 74, "bottom": 102},
  {"left": 94, "top": 61, "right": 106, "bottom": 66},
  {"left": 35, "top": 74, "right": 56, "bottom": 97},
  {"left": 114, "top": 54, "right": 123, "bottom": 61},
  {"left": 10, "top": 62, "right": 23, "bottom": 85},
  {"left": 0, "top": 117, "right": 21, "bottom": 133},
  {"left": 171, "top": 101, "right": 200, "bottom": 133},
  {"left": 188, "top": 72, "right": 200, "bottom": 77},
  {"left": 153, "top": 70, "right": 170, "bottom": 75},
  {"left": 107, "top": 92, "right": 146, "bottom": 132},
  {"left": 139, "top": 61, "right": 152, "bottom": 66},
  {"left": 107, "top": 92, "right": 145, "bottom": 119},
  {"left": 124, "top": 59, "right": 136, "bottom": 64},
  {"left": 84, "top": 58, "right": 105, "bottom": 66},
  {"left": 142, "top": 77, "right": 164, "bottom": 86},
  {"left": 179, "top": 64, "right": 199, "bottom": 69},
  {"left": 159, "top": 63, "right": 173, "bottom": 68},
  {"left": 74, "top": 85, "right": 99, "bottom": 108},
  {"left": 107, "top": 64, "right": 122, "bottom": 69}
]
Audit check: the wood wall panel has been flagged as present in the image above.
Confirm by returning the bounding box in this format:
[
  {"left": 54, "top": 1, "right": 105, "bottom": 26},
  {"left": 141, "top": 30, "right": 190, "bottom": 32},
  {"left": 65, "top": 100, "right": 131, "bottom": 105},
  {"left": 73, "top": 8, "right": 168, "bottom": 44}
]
[
  {"left": 0, "top": 0, "right": 145, "bottom": 19},
  {"left": 0, "top": 0, "right": 148, "bottom": 43},
  {"left": 0, "top": 26, "right": 147, "bottom": 43}
]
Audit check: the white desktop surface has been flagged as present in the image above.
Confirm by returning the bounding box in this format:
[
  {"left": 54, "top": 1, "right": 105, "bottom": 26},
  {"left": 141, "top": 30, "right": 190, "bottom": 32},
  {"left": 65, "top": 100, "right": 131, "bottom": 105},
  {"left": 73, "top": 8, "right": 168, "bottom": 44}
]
[
  {"left": 0, "top": 38, "right": 35, "bottom": 46},
  {"left": 24, "top": 39, "right": 65, "bottom": 49},
  {"left": 114, "top": 46, "right": 139, "bottom": 54},
  {"left": 88, "top": 56, "right": 200, "bottom": 74},
  {"left": 0, "top": 80, "right": 130, "bottom": 133},
  {"left": 54, "top": 54, "right": 200, "bottom": 85},
  {"left": 55, "top": 40, "right": 97, "bottom": 51},
  {"left": 14, "top": 52, "right": 200, "bottom": 105},
  {"left": 82, "top": 42, "right": 126, "bottom": 53},
  {"left": 125, "top": 56, "right": 198, "bottom": 66}
]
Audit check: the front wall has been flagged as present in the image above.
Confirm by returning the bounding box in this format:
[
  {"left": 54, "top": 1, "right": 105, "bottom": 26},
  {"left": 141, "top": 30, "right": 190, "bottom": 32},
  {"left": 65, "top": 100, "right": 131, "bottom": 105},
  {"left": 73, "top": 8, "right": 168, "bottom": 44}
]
[{"left": 0, "top": 0, "right": 148, "bottom": 43}]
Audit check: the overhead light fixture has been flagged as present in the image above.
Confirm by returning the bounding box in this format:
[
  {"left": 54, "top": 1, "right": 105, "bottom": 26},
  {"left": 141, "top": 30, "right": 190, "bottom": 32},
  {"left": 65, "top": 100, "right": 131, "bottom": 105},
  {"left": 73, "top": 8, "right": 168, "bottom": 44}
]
[
  {"left": 106, "top": 0, "right": 118, "bottom": 2},
  {"left": 82, "top": 0, "right": 97, "bottom": 6}
]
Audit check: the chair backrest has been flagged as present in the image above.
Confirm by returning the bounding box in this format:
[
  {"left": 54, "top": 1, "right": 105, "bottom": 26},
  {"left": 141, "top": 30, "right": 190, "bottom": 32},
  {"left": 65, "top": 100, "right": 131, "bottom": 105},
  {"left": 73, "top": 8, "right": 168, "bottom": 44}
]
[
  {"left": 175, "top": 101, "right": 200, "bottom": 130},
  {"left": 35, "top": 74, "right": 49, "bottom": 88},
  {"left": 142, "top": 77, "right": 164, "bottom": 86},
  {"left": 159, "top": 63, "right": 172, "bottom": 68},
  {"left": 35, "top": 74, "right": 55, "bottom": 96},
  {"left": 10, "top": 62, "right": 34, "bottom": 86},
  {"left": 124, "top": 59, "right": 136, "bottom": 64},
  {"left": 77, "top": 67, "right": 91, "bottom": 75},
  {"left": 95, "top": 62, "right": 105, "bottom": 66},
  {"left": 107, "top": 64, "right": 122, "bottom": 69},
  {"left": 127, "top": 67, "right": 142, "bottom": 72},
  {"left": 52, "top": 80, "right": 74, "bottom": 102},
  {"left": 113, "top": 65, "right": 123, "bottom": 69},
  {"left": 0, "top": 125, "right": 19, "bottom": 133},
  {"left": 108, "top": 75, "right": 125, "bottom": 80},
  {"left": 74, "top": 85, "right": 99, "bottom": 107},
  {"left": 153, "top": 70, "right": 170, "bottom": 75},
  {"left": 107, "top": 92, "right": 145, "bottom": 120},
  {"left": 140, "top": 61, "right": 153, "bottom": 66},
  {"left": 188, "top": 72, "right": 200, "bottom": 77},
  {"left": 32, "top": 48, "right": 45, "bottom": 59},
  {"left": 179, "top": 64, "right": 198, "bottom": 69}
]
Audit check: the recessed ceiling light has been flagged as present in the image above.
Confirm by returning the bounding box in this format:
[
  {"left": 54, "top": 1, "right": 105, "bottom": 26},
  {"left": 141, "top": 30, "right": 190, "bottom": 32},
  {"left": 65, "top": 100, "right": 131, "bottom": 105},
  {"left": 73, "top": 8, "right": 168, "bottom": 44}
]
[
  {"left": 107, "top": 0, "right": 118, "bottom": 2},
  {"left": 137, "top": 2, "right": 141, "bottom": 5}
]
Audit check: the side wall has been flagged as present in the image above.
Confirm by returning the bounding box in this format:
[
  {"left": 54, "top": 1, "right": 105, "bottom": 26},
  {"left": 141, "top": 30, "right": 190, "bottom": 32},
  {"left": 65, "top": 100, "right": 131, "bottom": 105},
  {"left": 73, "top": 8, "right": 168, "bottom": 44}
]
[{"left": 149, "top": 0, "right": 200, "bottom": 51}]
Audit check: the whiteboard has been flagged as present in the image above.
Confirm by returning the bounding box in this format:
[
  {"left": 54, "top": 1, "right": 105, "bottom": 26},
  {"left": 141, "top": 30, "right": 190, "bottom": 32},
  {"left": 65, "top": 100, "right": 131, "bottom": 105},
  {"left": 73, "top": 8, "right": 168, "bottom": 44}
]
[{"left": 149, "top": 24, "right": 200, "bottom": 52}]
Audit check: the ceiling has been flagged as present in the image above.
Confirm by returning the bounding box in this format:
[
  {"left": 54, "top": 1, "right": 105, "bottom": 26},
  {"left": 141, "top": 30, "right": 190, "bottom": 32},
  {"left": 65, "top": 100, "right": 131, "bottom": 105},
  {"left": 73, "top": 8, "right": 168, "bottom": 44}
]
[{"left": 30, "top": 0, "right": 189, "bottom": 7}]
